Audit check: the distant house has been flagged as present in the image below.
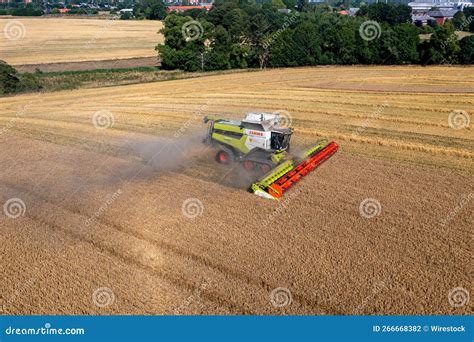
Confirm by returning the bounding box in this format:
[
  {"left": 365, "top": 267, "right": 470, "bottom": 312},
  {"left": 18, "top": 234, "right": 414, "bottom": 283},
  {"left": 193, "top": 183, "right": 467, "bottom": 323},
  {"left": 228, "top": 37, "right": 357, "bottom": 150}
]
[
  {"left": 164, "top": 0, "right": 205, "bottom": 3},
  {"left": 409, "top": 1, "right": 472, "bottom": 14},
  {"left": 119, "top": 8, "right": 133, "bottom": 13},
  {"left": 166, "top": 5, "right": 212, "bottom": 13},
  {"left": 428, "top": 8, "right": 459, "bottom": 24},
  {"left": 348, "top": 8, "right": 359, "bottom": 16},
  {"left": 412, "top": 13, "right": 436, "bottom": 25},
  {"left": 338, "top": 7, "right": 359, "bottom": 16}
]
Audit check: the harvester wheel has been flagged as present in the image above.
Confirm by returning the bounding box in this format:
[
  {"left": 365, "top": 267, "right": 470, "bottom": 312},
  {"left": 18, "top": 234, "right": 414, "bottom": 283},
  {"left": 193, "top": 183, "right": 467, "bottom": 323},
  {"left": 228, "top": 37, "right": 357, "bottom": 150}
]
[
  {"left": 216, "top": 150, "right": 231, "bottom": 164},
  {"left": 260, "top": 164, "right": 272, "bottom": 173},
  {"left": 243, "top": 160, "right": 255, "bottom": 170}
]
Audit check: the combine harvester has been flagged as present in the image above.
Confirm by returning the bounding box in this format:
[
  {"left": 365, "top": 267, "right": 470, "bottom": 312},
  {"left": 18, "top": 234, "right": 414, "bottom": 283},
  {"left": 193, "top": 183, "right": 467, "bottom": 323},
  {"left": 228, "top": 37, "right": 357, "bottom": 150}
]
[{"left": 203, "top": 113, "right": 338, "bottom": 200}]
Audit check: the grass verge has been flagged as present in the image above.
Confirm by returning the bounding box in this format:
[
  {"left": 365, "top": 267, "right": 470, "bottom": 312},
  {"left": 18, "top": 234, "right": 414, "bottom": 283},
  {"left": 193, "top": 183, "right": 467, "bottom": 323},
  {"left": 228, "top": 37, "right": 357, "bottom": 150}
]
[{"left": 27, "top": 67, "right": 254, "bottom": 93}]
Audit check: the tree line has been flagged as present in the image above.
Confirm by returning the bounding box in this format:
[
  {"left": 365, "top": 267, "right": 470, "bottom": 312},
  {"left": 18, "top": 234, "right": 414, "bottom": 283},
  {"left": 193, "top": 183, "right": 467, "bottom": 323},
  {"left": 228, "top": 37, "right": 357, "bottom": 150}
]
[
  {"left": 156, "top": 0, "right": 474, "bottom": 71},
  {"left": 0, "top": 61, "right": 42, "bottom": 95}
]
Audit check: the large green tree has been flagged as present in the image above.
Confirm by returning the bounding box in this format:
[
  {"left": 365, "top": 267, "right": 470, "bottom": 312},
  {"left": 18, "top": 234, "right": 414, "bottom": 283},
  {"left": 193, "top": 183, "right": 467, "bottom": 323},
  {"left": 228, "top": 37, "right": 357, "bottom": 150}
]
[
  {"left": 134, "top": 0, "right": 167, "bottom": 20},
  {"left": 367, "top": 3, "right": 411, "bottom": 26},
  {"left": 206, "top": 26, "right": 232, "bottom": 70},
  {"left": 376, "top": 23, "right": 420, "bottom": 64},
  {"left": 463, "top": 7, "right": 474, "bottom": 32},
  {"left": 425, "top": 22, "right": 460, "bottom": 64},
  {"left": 155, "top": 1, "right": 469, "bottom": 71},
  {"left": 271, "top": 0, "right": 286, "bottom": 10},
  {"left": 0, "top": 60, "right": 20, "bottom": 95},
  {"left": 319, "top": 15, "right": 357, "bottom": 64},
  {"left": 282, "top": 0, "right": 297, "bottom": 10},
  {"left": 156, "top": 15, "right": 213, "bottom": 71},
  {"left": 452, "top": 11, "right": 466, "bottom": 31},
  {"left": 459, "top": 35, "right": 474, "bottom": 64}
]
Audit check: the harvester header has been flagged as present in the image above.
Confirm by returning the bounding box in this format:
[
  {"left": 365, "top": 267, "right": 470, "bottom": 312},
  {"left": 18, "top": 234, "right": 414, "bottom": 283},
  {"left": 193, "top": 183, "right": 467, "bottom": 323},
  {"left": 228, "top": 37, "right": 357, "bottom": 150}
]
[{"left": 203, "top": 112, "right": 338, "bottom": 200}]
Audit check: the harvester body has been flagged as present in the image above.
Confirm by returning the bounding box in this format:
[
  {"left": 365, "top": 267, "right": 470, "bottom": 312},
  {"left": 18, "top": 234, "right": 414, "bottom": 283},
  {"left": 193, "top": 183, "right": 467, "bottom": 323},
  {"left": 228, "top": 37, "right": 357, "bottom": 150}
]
[
  {"left": 204, "top": 113, "right": 292, "bottom": 169},
  {"left": 203, "top": 113, "right": 338, "bottom": 200}
]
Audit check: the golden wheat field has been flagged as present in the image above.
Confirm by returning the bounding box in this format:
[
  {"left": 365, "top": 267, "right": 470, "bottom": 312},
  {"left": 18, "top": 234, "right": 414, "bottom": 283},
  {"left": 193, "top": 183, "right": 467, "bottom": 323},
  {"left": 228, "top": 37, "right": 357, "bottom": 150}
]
[
  {"left": 0, "top": 18, "right": 163, "bottom": 65},
  {"left": 0, "top": 66, "right": 473, "bottom": 315}
]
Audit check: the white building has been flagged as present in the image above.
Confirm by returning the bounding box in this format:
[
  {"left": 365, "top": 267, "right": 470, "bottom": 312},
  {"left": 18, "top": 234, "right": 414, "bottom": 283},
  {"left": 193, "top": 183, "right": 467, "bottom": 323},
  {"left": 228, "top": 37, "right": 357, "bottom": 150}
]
[{"left": 408, "top": 0, "right": 472, "bottom": 13}]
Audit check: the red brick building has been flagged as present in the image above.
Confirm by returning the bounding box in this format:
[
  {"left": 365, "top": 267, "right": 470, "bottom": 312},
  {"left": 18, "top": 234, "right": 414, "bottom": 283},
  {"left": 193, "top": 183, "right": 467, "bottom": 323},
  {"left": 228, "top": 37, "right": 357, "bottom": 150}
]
[
  {"left": 0, "top": 0, "right": 33, "bottom": 3},
  {"left": 427, "top": 8, "right": 459, "bottom": 24},
  {"left": 166, "top": 5, "right": 213, "bottom": 13}
]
